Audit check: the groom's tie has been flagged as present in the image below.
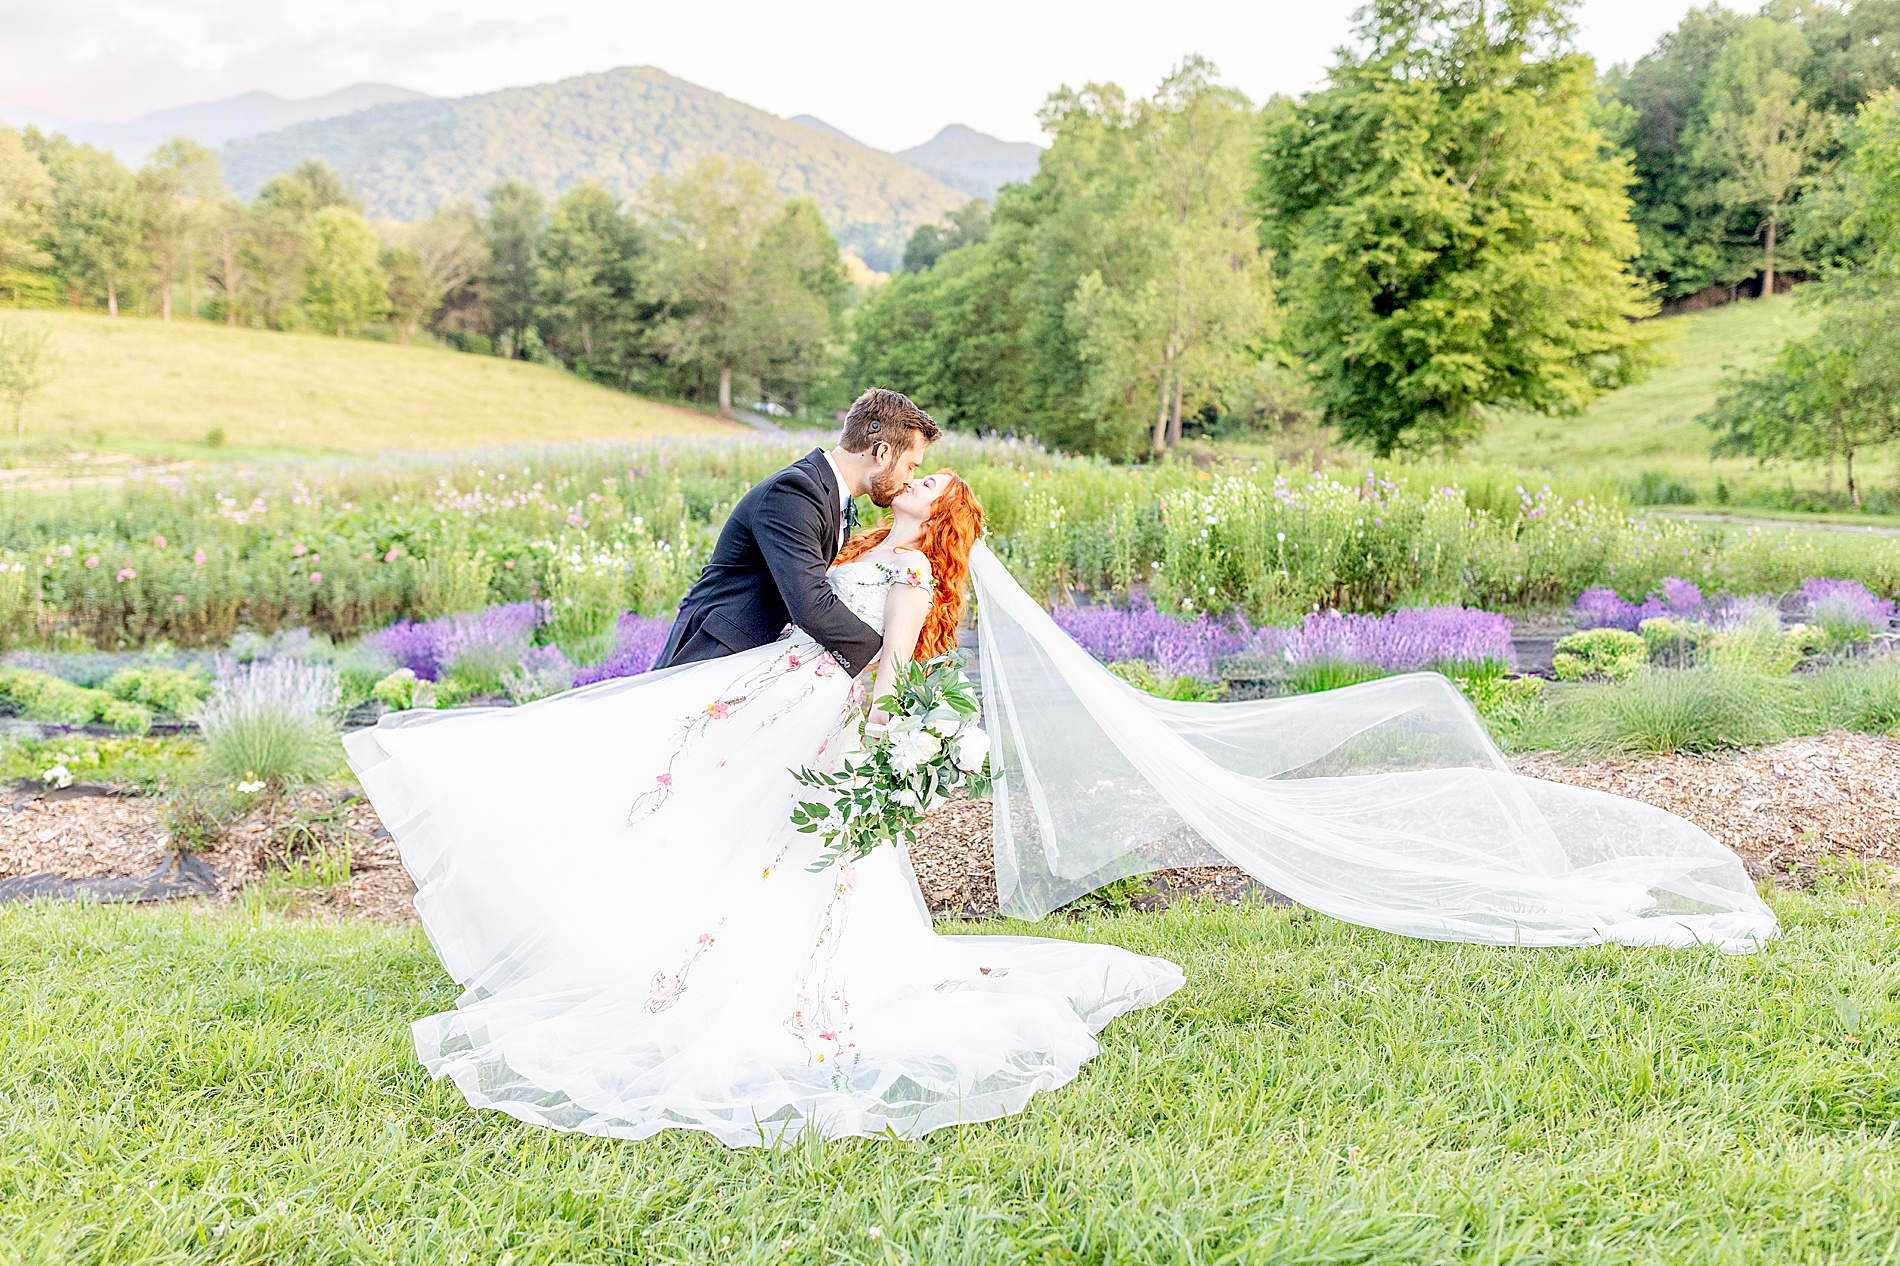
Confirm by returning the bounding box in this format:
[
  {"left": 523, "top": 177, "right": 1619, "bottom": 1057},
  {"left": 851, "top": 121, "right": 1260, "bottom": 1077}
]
[{"left": 841, "top": 497, "right": 860, "bottom": 551}]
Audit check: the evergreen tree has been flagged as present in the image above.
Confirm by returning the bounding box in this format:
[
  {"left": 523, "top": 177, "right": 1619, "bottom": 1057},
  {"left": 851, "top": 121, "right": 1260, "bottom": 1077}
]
[{"left": 1257, "top": 0, "right": 1658, "bottom": 455}]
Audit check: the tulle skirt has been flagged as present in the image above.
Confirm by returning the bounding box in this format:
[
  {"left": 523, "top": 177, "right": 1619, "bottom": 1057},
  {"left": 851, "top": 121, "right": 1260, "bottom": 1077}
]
[{"left": 345, "top": 634, "right": 1184, "bottom": 1146}]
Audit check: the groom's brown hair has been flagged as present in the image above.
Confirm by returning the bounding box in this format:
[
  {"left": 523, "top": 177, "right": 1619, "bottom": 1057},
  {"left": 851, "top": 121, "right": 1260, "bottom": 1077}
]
[{"left": 839, "top": 388, "right": 940, "bottom": 454}]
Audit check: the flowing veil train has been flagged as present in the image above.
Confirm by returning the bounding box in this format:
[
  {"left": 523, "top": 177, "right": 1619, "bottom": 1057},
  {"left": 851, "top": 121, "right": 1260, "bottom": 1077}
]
[{"left": 968, "top": 542, "right": 1778, "bottom": 951}]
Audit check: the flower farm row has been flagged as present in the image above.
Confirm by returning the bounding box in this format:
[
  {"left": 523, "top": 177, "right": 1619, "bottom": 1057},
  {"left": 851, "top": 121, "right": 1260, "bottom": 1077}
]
[{"left": 8, "top": 435, "right": 1900, "bottom": 656}]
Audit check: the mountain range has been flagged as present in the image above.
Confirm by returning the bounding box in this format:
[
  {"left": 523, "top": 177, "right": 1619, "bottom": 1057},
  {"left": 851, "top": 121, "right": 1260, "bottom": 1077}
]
[
  {"left": 0, "top": 85, "right": 426, "bottom": 163},
  {"left": 5, "top": 68, "right": 1044, "bottom": 273}
]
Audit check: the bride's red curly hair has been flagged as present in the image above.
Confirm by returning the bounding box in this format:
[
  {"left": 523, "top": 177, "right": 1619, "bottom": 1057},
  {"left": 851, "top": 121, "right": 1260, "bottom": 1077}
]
[{"left": 834, "top": 471, "right": 984, "bottom": 659}]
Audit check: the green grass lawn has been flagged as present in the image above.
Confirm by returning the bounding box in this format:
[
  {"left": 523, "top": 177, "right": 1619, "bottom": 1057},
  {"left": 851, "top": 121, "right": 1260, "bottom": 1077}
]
[
  {"left": 3, "top": 893, "right": 1898, "bottom": 1263},
  {"left": 1471, "top": 296, "right": 1831, "bottom": 503},
  {"left": 3, "top": 309, "right": 743, "bottom": 458}
]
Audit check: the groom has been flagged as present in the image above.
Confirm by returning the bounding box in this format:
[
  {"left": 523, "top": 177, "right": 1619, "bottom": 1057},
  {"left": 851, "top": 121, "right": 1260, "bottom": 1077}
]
[{"left": 654, "top": 388, "right": 941, "bottom": 676}]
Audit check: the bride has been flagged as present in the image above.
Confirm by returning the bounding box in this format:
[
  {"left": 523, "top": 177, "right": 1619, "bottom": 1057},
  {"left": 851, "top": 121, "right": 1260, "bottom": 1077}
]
[
  {"left": 346, "top": 470, "right": 1186, "bottom": 1146},
  {"left": 349, "top": 460, "right": 1779, "bottom": 1148}
]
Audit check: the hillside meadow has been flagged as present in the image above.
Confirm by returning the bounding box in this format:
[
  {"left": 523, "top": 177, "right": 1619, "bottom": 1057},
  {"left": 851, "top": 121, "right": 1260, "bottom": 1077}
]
[
  {"left": 1470, "top": 296, "right": 1829, "bottom": 505},
  {"left": 5, "top": 310, "right": 743, "bottom": 458}
]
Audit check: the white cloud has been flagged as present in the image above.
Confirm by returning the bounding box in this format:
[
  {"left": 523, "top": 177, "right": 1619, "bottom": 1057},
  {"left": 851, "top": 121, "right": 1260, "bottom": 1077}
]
[{"left": 1, "top": 0, "right": 1710, "bottom": 151}]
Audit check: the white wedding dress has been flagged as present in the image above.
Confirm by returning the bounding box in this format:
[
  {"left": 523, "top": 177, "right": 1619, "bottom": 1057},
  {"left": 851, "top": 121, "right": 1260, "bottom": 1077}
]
[{"left": 345, "top": 555, "right": 1186, "bottom": 1147}]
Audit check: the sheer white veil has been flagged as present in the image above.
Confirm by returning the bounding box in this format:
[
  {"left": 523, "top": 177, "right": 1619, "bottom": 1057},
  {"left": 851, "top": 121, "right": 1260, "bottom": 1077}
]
[{"left": 968, "top": 542, "right": 1777, "bottom": 952}]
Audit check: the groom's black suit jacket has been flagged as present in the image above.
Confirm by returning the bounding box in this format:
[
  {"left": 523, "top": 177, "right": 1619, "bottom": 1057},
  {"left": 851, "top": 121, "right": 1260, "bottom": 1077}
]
[{"left": 654, "top": 449, "right": 883, "bottom": 676}]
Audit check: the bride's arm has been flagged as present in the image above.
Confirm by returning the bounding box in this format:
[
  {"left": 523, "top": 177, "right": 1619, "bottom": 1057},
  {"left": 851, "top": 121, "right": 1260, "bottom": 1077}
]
[{"left": 864, "top": 581, "right": 931, "bottom": 723}]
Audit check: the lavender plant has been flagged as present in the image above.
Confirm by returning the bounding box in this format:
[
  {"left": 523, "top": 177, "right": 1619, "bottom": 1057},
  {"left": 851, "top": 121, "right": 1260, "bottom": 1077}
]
[
  {"left": 573, "top": 614, "right": 673, "bottom": 686},
  {"left": 1799, "top": 577, "right": 1895, "bottom": 643}
]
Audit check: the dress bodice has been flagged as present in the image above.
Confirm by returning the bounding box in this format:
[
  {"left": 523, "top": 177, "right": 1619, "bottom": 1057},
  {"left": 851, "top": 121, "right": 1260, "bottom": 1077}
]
[{"left": 826, "top": 554, "right": 932, "bottom": 636}]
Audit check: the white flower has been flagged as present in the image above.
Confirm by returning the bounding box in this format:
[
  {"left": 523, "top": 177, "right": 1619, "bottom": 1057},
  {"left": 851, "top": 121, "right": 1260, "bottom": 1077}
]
[
  {"left": 41, "top": 764, "right": 73, "bottom": 789},
  {"left": 887, "top": 729, "right": 942, "bottom": 775},
  {"left": 236, "top": 780, "right": 266, "bottom": 794},
  {"left": 893, "top": 788, "right": 920, "bottom": 809},
  {"left": 951, "top": 728, "right": 990, "bottom": 773}
]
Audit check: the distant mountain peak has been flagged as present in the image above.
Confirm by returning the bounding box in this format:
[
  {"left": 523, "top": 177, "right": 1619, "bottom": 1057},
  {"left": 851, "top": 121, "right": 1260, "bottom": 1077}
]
[{"left": 896, "top": 125, "right": 1042, "bottom": 202}]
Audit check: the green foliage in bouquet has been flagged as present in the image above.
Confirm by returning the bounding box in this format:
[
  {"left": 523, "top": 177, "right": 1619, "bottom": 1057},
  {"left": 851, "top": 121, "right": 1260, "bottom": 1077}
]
[{"left": 790, "top": 652, "right": 994, "bottom": 872}]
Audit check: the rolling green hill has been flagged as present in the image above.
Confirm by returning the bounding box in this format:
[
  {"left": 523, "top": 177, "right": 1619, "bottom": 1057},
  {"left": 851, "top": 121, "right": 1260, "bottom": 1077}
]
[
  {"left": 219, "top": 67, "right": 970, "bottom": 272},
  {"left": 6, "top": 310, "right": 742, "bottom": 457},
  {"left": 1470, "top": 295, "right": 1822, "bottom": 503}
]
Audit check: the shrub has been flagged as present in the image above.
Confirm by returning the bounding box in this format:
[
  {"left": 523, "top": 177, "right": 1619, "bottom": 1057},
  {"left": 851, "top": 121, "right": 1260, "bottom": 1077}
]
[
  {"left": 1106, "top": 660, "right": 1227, "bottom": 701},
  {"left": 104, "top": 664, "right": 212, "bottom": 716},
  {"left": 1637, "top": 617, "right": 1709, "bottom": 668},
  {"left": 1253, "top": 607, "right": 1515, "bottom": 677},
  {"left": 1052, "top": 598, "right": 1249, "bottom": 681},
  {"left": 0, "top": 667, "right": 152, "bottom": 733},
  {"left": 1556, "top": 668, "right": 1792, "bottom": 756},
  {"left": 370, "top": 667, "right": 420, "bottom": 710},
  {"left": 372, "top": 601, "right": 544, "bottom": 683},
  {"left": 1573, "top": 577, "right": 1707, "bottom": 632},
  {"left": 544, "top": 545, "right": 626, "bottom": 664},
  {"left": 414, "top": 548, "right": 494, "bottom": 619},
  {"left": 1799, "top": 577, "right": 1894, "bottom": 644},
  {"left": 503, "top": 645, "right": 577, "bottom": 703},
  {"left": 195, "top": 657, "right": 343, "bottom": 787},
  {"left": 1551, "top": 629, "right": 1647, "bottom": 682},
  {"left": 159, "top": 783, "right": 256, "bottom": 851}
]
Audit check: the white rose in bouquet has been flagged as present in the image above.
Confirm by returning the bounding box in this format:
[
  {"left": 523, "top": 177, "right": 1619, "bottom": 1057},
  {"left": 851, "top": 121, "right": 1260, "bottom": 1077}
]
[
  {"left": 951, "top": 727, "right": 990, "bottom": 773},
  {"left": 887, "top": 728, "right": 943, "bottom": 776}
]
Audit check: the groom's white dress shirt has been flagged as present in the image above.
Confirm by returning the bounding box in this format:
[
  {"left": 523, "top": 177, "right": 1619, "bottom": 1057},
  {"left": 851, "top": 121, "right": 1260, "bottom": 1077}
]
[{"left": 823, "top": 450, "right": 851, "bottom": 549}]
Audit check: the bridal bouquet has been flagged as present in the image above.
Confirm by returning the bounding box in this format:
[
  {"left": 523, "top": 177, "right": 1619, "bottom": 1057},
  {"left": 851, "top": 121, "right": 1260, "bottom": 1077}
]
[{"left": 790, "top": 651, "right": 994, "bottom": 871}]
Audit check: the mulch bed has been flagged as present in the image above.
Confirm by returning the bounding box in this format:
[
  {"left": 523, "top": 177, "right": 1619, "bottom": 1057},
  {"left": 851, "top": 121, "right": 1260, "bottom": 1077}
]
[{"left": 5, "top": 731, "right": 1898, "bottom": 921}]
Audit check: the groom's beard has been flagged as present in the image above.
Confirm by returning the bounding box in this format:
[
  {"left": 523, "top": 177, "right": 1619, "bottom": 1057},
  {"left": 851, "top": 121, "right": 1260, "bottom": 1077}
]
[{"left": 866, "top": 462, "right": 910, "bottom": 507}]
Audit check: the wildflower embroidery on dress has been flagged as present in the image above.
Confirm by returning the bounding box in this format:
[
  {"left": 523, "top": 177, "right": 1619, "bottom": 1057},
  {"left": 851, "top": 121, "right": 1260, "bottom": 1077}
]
[
  {"left": 784, "top": 871, "right": 859, "bottom": 1083},
  {"left": 643, "top": 921, "right": 725, "bottom": 1013},
  {"left": 628, "top": 642, "right": 840, "bottom": 822}
]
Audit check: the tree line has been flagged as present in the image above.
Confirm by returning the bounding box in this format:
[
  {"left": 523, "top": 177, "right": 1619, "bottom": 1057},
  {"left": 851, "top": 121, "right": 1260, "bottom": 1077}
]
[
  {"left": 0, "top": 130, "right": 850, "bottom": 417},
  {"left": 860, "top": 0, "right": 1900, "bottom": 458},
  {"left": 5, "top": 0, "right": 1899, "bottom": 456}
]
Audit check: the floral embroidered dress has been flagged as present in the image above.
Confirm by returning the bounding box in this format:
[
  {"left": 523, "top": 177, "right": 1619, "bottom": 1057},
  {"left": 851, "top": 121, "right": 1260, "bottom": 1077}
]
[{"left": 345, "top": 553, "right": 1184, "bottom": 1146}]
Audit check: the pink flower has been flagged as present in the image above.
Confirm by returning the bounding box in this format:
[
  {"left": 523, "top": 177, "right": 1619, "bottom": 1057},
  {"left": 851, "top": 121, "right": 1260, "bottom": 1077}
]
[
  {"left": 291, "top": 543, "right": 307, "bottom": 557},
  {"left": 308, "top": 572, "right": 322, "bottom": 584},
  {"left": 697, "top": 932, "right": 714, "bottom": 945},
  {"left": 192, "top": 549, "right": 207, "bottom": 565},
  {"left": 152, "top": 535, "right": 167, "bottom": 548},
  {"left": 84, "top": 556, "right": 98, "bottom": 568},
  {"left": 503, "top": 559, "right": 514, "bottom": 569},
  {"left": 384, "top": 548, "right": 399, "bottom": 563},
  {"left": 656, "top": 773, "right": 673, "bottom": 788},
  {"left": 116, "top": 567, "right": 135, "bottom": 581},
  {"left": 359, "top": 552, "right": 371, "bottom": 561},
  {"left": 818, "top": 1030, "right": 839, "bottom": 1042},
  {"left": 707, "top": 702, "right": 729, "bottom": 720},
  {"left": 59, "top": 544, "right": 72, "bottom": 557},
  {"left": 173, "top": 595, "right": 186, "bottom": 604},
  {"left": 787, "top": 653, "right": 802, "bottom": 669}
]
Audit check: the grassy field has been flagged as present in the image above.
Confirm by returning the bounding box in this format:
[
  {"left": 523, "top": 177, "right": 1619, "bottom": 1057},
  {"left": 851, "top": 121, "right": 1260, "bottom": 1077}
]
[
  {"left": 2, "top": 891, "right": 1898, "bottom": 1263},
  {"left": 1471, "top": 295, "right": 1827, "bottom": 503},
  {"left": 3, "top": 310, "right": 743, "bottom": 457}
]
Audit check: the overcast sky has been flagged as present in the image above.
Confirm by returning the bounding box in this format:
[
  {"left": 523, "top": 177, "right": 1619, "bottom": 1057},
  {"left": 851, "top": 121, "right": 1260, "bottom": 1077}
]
[{"left": 2, "top": 0, "right": 1706, "bottom": 152}]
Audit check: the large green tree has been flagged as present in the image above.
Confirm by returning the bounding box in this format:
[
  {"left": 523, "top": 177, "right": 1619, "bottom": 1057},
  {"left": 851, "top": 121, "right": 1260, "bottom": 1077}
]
[
  {"left": 137, "top": 138, "right": 222, "bottom": 321},
  {"left": 303, "top": 207, "right": 388, "bottom": 336},
  {"left": 29, "top": 133, "right": 144, "bottom": 316},
  {"left": 646, "top": 157, "right": 844, "bottom": 416},
  {"left": 901, "top": 200, "right": 992, "bottom": 273},
  {"left": 1690, "top": 16, "right": 1825, "bottom": 297},
  {"left": 535, "top": 182, "right": 648, "bottom": 375},
  {"left": 240, "top": 160, "right": 358, "bottom": 329},
  {"left": 1257, "top": 0, "right": 1658, "bottom": 455},
  {"left": 1605, "top": 4, "right": 1750, "bottom": 298},
  {"left": 481, "top": 180, "right": 545, "bottom": 359},
  {"left": 0, "top": 127, "right": 52, "bottom": 304},
  {"left": 1066, "top": 58, "right": 1274, "bottom": 454}
]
